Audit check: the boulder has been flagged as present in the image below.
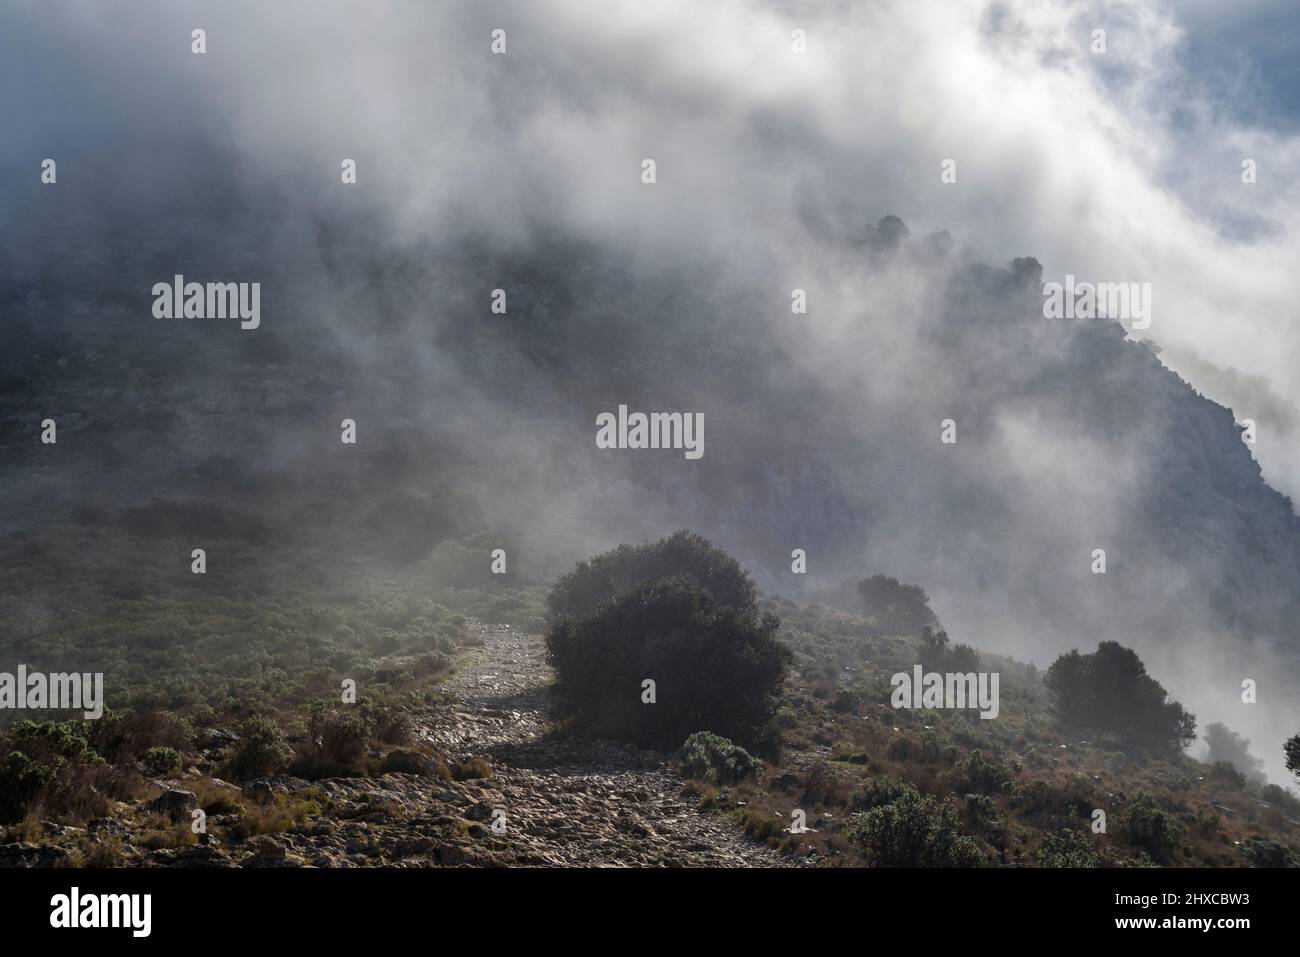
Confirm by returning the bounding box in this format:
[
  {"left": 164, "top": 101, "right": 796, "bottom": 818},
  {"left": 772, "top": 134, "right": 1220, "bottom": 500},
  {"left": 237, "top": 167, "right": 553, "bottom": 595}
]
[{"left": 147, "top": 789, "right": 198, "bottom": 822}]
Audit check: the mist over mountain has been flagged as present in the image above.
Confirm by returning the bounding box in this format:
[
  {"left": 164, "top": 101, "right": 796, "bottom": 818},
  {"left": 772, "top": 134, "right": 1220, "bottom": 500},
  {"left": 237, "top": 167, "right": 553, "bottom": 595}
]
[
  {"left": 5, "top": 198, "right": 1299, "bottom": 778},
  {"left": 2, "top": 0, "right": 1300, "bottom": 792}
]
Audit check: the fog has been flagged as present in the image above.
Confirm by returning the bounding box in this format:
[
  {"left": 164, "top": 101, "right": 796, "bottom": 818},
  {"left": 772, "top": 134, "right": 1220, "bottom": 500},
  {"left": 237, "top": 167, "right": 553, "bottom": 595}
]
[{"left": 2, "top": 0, "right": 1298, "bottom": 783}]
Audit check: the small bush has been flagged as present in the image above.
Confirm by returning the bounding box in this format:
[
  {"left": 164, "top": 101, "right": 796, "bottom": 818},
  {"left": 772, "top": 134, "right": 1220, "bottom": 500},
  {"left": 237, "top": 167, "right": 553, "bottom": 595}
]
[
  {"left": 0, "top": 721, "right": 110, "bottom": 824},
  {"left": 87, "top": 710, "right": 192, "bottom": 765},
  {"left": 225, "top": 793, "right": 320, "bottom": 841},
  {"left": 678, "top": 732, "right": 762, "bottom": 785},
  {"left": 142, "top": 746, "right": 182, "bottom": 777},
  {"left": 225, "top": 716, "right": 291, "bottom": 781},
  {"left": 799, "top": 760, "right": 851, "bottom": 806},
  {"left": 1241, "top": 838, "right": 1297, "bottom": 868},
  {"left": 735, "top": 807, "right": 785, "bottom": 842},
  {"left": 449, "top": 757, "right": 492, "bottom": 781},
  {"left": 0, "top": 751, "right": 55, "bottom": 824},
  {"left": 366, "top": 704, "right": 413, "bottom": 745},
  {"left": 1012, "top": 778, "right": 1093, "bottom": 818},
  {"left": 952, "top": 749, "right": 1014, "bottom": 795},
  {"left": 83, "top": 837, "right": 125, "bottom": 867},
  {"left": 1036, "top": 828, "right": 1100, "bottom": 868},
  {"left": 852, "top": 776, "right": 913, "bottom": 812},
  {"left": 193, "top": 779, "right": 243, "bottom": 815},
  {"left": 964, "top": 793, "right": 997, "bottom": 822},
  {"left": 300, "top": 702, "right": 371, "bottom": 780},
  {"left": 1119, "top": 793, "right": 1184, "bottom": 864},
  {"left": 849, "top": 786, "right": 988, "bottom": 867}
]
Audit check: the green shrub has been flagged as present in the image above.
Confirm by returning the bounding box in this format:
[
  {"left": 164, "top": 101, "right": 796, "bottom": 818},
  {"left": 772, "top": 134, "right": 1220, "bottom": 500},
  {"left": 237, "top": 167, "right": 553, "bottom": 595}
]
[
  {"left": 0, "top": 751, "right": 55, "bottom": 823},
  {"left": 141, "top": 746, "right": 182, "bottom": 777},
  {"left": 1012, "top": 777, "right": 1094, "bottom": 818},
  {"left": 849, "top": 786, "right": 988, "bottom": 867},
  {"left": 87, "top": 710, "right": 192, "bottom": 764},
  {"left": 735, "top": 807, "right": 785, "bottom": 842},
  {"left": 365, "top": 703, "right": 413, "bottom": 745},
  {"left": 0, "top": 721, "right": 101, "bottom": 823},
  {"left": 678, "top": 732, "right": 762, "bottom": 785},
  {"left": 964, "top": 793, "right": 997, "bottom": 822},
  {"left": 1119, "top": 793, "right": 1184, "bottom": 863},
  {"left": 1241, "top": 838, "right": 1297, "bottom": 868},
  {"left": 952, "top": 749, "right": 1014, "bottom": 795},
  {"left": 852, "top": 776, "right": 913, "bottom": 812},
  {"left": 7, "top": 720, "right": 90, "bottom": 764},
  {"left": 295, "top": 704, "right": 369, "bottom": 778},
  {"left": 225, "top": 716, "right": 291, "bottom": 781},
  {"left": 1036, "top": 828, "right": 1100, "bottom": 867}
]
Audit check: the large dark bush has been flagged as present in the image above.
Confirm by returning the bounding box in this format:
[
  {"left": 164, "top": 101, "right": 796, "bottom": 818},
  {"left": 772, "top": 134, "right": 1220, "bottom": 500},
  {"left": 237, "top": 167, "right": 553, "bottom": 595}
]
[
  {"left": 545, "top": 534, "right": 790, "bottom": 754},
  {"left": 546, "top": 530, "right": 757, "bottom": 622},
  {"left": 1045, "top": 642, "right": 1195, "bottom": 753},
  {"left": 856, "top": 575, "right": 937, "bottom": 636}
]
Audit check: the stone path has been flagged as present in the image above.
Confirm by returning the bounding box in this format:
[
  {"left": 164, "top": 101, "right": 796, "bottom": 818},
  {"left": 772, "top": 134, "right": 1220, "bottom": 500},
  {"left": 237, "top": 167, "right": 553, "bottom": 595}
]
[{"left": 411, "top": 622, "right": 798, "bottom": 866}]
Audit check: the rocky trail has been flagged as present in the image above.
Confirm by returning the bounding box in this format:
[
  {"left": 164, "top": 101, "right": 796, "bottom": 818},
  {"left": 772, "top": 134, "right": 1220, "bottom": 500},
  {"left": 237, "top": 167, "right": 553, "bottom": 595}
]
[{"left": 405, "top": 622, "right": 798, "bottom": 866}]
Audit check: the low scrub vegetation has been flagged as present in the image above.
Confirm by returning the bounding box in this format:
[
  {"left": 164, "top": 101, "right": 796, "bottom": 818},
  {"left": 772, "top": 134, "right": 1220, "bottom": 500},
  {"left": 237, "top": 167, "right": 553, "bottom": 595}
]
[{"left": 678, "top": 732, "right": 763, "bottom": 786}]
